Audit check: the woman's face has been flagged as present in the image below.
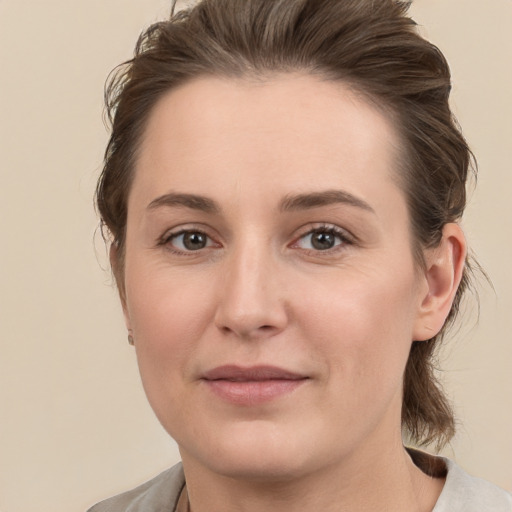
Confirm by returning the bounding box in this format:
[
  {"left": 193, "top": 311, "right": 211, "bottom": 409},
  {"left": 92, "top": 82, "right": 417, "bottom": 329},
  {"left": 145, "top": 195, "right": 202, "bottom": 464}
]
[{"left": 122, "top": 74, "right": 432, "bottom": 480}]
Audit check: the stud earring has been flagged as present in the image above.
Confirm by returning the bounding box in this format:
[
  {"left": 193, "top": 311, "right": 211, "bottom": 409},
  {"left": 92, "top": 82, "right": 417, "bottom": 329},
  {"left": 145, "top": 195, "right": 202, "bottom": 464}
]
[{"left": 128, "top": 334, "right": 134, "bottom": 346}]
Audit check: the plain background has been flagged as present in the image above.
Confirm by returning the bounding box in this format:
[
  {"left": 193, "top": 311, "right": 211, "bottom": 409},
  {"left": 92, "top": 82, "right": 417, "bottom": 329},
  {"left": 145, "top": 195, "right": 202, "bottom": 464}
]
[{"left": 0, "top": 1, "right": 511, "bottom": 511}]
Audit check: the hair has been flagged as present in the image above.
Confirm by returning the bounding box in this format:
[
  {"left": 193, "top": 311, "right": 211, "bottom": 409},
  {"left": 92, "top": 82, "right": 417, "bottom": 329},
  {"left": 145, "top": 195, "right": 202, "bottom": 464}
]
[{"left": 96, "top": 0, "right": 476, "bottom": 449}]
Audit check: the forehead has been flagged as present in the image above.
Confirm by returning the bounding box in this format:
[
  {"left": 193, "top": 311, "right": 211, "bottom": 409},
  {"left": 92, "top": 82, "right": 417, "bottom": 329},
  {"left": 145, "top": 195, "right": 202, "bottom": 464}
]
[{"left": 133, "top": 74, "right": 404, "bottom": 214}]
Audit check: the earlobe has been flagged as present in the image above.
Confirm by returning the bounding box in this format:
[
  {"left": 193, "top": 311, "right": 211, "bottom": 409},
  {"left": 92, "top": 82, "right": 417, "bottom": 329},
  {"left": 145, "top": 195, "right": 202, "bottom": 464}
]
[{"left": 413, "top": 223, "right": 467, "bottom": 341}]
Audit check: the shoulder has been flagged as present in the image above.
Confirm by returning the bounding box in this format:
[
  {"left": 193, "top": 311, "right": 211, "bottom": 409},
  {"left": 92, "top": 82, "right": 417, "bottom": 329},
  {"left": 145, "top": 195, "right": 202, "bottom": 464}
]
[
  {"left": 434, "top": 458, "right": 512, "bottom": 512},
  {"left": 86, "top": 463, "right": 185, "bottom": 512}
]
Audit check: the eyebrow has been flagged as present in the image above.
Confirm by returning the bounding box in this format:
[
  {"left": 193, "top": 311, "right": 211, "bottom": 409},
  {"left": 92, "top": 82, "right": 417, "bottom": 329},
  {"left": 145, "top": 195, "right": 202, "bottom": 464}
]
[
  {"left": 279, "top": 190, "right": 375, "bottom": 214},
  {"left": 146, "top": 189, "right": 374, "bottom": 215},
  {"left": 147, "top": 193, "right": 220, "bottom": 214}
]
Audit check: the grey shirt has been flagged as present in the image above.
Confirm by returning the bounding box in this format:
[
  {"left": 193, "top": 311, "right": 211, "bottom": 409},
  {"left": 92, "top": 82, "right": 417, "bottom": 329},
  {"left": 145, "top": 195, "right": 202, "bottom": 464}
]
[{"left": 88, "top": 459, "right": 512, "bottom": 511}]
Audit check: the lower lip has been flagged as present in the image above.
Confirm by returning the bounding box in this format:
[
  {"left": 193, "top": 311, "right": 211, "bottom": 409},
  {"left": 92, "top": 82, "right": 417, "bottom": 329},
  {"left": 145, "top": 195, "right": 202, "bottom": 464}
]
[{"left": 203, "top": 379, "right": 307, "bottom": 405}]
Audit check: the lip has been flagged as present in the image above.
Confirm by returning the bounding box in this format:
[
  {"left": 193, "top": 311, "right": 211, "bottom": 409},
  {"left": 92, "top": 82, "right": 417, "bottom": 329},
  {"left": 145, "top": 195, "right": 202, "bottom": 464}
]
[{"left": 201, "top": 365, "right": 309, "bottom": 405}]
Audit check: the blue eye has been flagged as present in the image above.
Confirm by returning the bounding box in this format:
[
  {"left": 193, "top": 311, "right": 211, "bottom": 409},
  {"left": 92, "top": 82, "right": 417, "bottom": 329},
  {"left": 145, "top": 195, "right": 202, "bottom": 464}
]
[
  {"left": 167, "top": 230, "right": 212, "bottom": 251},
  {"left": 296, "top": 228, "right": 347, "bottom": 251}
]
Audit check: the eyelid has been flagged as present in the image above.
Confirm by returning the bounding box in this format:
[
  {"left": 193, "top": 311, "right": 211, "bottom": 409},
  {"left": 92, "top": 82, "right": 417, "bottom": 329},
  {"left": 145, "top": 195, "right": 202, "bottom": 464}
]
[
  {"left": 158, "top": 224, "right": 221, "bottom": 254},
  {"left": 290, "top": 223, "right": 355, "bottom": 250},
  {"left": 158, "top": 222, "right": 214, "bottom": 242},
  {"left": 156, "top": 222, "right": 355, "bottom": 254}
]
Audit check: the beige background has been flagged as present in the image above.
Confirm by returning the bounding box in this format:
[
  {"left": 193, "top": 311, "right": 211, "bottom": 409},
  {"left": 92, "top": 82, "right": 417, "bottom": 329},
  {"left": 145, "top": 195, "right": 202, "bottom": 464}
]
[{"left": 0, "top": 1, "right": 510, "bottom": 511}]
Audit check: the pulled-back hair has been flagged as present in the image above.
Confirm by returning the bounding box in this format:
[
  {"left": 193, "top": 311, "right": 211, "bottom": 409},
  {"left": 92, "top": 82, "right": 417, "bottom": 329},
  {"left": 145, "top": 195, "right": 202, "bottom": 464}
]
[{"left": 97, "top": 0, "right": 476, "bottom": 449}]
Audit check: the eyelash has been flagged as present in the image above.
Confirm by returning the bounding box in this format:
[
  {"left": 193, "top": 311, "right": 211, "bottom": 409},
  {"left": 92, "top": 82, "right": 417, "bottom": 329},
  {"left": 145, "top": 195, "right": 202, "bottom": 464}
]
[
  {"left": 159, "top": 228, "right": 217, "bottom": 256},
  {"left": 158, "top": 224, "right": 353, "bottom": 256},
  {"left": 291, "top": 224, "right": 353, "bottom": 254}
]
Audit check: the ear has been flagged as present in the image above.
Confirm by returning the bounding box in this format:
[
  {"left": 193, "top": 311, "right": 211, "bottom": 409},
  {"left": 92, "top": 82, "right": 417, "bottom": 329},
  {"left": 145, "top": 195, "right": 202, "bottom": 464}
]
[
  {"left": 413, "top": 223, "right": 467, "bottom": 341},
  {"left": 109, "top": 243, "right": 131, "bottom": 331}
]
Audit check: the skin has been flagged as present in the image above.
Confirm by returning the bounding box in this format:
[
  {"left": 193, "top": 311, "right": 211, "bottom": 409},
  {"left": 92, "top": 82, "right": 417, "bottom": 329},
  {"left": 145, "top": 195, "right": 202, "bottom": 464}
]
[{"left": 117, "top": 74, "right": 466, "bottom": 512}]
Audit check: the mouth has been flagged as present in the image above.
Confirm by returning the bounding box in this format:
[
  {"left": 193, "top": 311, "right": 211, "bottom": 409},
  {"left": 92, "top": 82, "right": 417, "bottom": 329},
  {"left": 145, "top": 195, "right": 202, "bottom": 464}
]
[{"left": 201, "top": 365, "right": 309, "bottom": 405}]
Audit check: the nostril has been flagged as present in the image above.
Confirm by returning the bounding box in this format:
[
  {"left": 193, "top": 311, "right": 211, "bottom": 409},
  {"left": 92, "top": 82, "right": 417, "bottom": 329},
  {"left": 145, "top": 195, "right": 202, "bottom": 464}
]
[{"left": 217, "top": 323, "right": 279, "bottom": 339}]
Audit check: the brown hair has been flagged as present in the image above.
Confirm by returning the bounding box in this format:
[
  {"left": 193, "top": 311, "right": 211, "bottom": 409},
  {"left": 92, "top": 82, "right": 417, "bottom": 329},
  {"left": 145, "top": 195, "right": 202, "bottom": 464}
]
[{"left": 97, "top": 0, "right": 476, "bottom": 449}]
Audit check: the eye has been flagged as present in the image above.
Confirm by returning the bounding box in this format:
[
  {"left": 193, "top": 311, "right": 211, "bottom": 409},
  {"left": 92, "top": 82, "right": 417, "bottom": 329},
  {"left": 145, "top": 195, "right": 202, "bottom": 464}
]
[
  {"left": 294, "top": 226, "right": 349, "bottom": 251},
  {"left": 166, "top": 230, "right": 214, "bottom": 252}
]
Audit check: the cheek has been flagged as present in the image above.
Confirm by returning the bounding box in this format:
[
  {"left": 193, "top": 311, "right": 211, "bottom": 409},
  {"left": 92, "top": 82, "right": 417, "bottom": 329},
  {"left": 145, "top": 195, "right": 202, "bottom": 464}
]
[
  {"left": 126, "top": 258, "right": 214, "bottom": 338},
  {"left": 295, "top": 265, "right": 420, "bottom": 392},
  {"left": 125, "top": 265, "right": 216, "bottom": 396}
]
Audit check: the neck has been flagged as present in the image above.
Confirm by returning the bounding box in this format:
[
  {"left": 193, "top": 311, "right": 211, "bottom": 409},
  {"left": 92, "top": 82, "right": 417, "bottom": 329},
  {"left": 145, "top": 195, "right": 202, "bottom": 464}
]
[{"left": 181, "top": 440, "right": 444, "bottom": 512}]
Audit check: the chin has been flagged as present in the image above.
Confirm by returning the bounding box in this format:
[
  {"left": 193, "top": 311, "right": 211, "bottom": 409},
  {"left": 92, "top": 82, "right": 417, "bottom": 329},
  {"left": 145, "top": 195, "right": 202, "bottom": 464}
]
[
  {"left": 177, "top": 420, "right": 331, "bottom": 483},
  {"left": 201, "top": 451, "right": 311, "bottom": 483}
]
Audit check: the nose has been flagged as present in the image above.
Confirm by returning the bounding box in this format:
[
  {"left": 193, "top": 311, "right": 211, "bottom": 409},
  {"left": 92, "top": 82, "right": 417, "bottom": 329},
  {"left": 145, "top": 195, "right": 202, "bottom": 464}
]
[{"left": 214, "top": 241, "right": 288, "bottom": 340}]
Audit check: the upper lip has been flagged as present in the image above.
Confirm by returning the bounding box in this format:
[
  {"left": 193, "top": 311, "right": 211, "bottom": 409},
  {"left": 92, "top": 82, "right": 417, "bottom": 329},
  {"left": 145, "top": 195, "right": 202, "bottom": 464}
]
[{"left": 202, "top": 365, "right": 307, "bottom": 382}]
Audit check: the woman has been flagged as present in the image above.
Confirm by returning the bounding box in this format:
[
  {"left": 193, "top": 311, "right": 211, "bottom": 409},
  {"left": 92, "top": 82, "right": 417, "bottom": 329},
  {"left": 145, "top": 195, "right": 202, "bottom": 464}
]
[{"left": 89, "top": 0, "right": 512, "bottom": 510}]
